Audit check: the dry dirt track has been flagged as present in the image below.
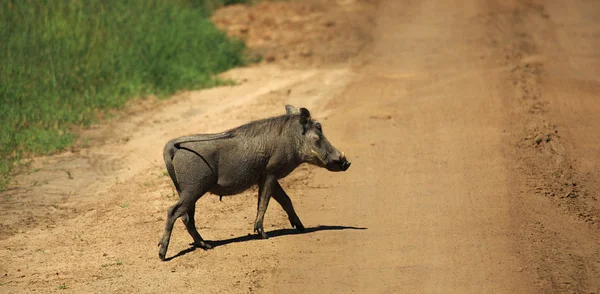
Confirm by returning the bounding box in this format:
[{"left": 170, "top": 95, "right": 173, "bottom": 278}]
[{"left": 2, "top": 0, "right": 600, "bottom": 293}]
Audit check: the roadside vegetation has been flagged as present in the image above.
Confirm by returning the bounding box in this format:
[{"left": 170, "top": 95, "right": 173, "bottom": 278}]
[{"left": 0, "top": 0, "right": 255, "bottom": 189}]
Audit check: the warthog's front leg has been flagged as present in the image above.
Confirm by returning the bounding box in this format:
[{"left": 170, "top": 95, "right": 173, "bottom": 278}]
[
  {"left": 254, "top": 175, "right": 276, "bottom": 239},
  {"left": 272, "top": 181, "right": 305, "bottom": 231}
]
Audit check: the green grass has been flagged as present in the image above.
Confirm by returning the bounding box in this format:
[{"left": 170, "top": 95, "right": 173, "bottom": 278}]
[{"left": 0, "top": 0, "right": 253, "bottom": 189}]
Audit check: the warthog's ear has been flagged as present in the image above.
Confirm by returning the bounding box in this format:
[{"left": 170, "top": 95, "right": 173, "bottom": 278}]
[
  {"left": 299, "top": 108, "right": 311, "bottom": 134},
  {"left": 285, "top": 105, "right": 300, "bottom": 115},
  {"left": 299, "top": 108, "right": 311, "bottom": 121}
]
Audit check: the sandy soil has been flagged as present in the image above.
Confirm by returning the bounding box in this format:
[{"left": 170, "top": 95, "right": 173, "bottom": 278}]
[{"left": 1, "top": 0, "right": 600, "bottom": 293}]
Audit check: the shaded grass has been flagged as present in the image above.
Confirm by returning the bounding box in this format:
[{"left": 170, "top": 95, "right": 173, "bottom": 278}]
[{"left": 0, "top": 0, "right": 253, "bottom": 189}]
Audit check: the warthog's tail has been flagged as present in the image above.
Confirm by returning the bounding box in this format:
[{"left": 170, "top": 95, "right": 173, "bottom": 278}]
[{"left": 163, "top": 132, "right": 233, "bottom": 194}]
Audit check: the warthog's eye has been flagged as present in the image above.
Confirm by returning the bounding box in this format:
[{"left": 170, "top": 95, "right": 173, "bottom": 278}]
[{"left": 315, "top": 123, "right": 322, "bottom": 132}]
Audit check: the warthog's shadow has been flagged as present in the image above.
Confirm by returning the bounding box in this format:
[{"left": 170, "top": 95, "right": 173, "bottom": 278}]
[{"left": 165, "top": 225, "right": 367, "bottom": 261}]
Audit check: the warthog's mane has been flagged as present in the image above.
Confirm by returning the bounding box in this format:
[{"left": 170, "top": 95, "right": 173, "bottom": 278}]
[{"left": 230, "top": 114, "right": 302, "bottom": 138}]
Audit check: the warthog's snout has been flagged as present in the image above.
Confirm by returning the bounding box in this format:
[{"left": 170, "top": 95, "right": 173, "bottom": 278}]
[
  {"left": 327, "top": 152, "right": 351, "bottom": 172},
  {"left": 341, "top": 158, "right": 351, "bottom": 171}
]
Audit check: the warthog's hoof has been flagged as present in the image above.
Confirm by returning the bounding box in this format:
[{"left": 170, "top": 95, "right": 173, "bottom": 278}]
[
  {"left": 255, "top": 227, "right": 269, "bottom": 239},
  {"left": 158, "top": 241, "right": 168, "bottom": 261},
  {"left": 295, "top": 223, "right": 306, "bottom": 232},
  {"left": 291, "top": 219, "right": 305, "bottom": 232},
  {"left": 158, "top": 248, "right": 167, "bottom": 261},
  {"left": 194, "top": 241, "right": 213, "bottom": 250}
]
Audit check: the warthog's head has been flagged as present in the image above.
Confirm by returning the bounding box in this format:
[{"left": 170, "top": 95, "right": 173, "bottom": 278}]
[{"left": 286, "top": 105, "right": 351, "bottom": 172}]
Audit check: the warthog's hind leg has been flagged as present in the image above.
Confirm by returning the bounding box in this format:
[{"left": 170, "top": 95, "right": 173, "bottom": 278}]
[
  {"left": 159, "top": 148, "right": 216, "bottom": 260},
  {"left": 181, "top": 203, "right": 212, "bottom": 250},
  {"left": 158, "top": 188, "right": 209, "bottom": 260},
  {"left": 158, "top": 195, "right": 193, "bottom": 260}
]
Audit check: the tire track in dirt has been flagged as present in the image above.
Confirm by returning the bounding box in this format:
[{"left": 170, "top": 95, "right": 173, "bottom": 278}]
[{"left": 473, "top": 0, "right": 600, "bottom": 291}]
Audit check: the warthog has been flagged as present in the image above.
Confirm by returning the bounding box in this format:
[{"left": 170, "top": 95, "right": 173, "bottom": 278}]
[{"left": 158, "top": 105, "right": 351, "bottom": 260}]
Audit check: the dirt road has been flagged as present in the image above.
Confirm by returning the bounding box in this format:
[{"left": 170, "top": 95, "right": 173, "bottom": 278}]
[{"left": 2, "top": 0, "right": 600, "bottom": 293}]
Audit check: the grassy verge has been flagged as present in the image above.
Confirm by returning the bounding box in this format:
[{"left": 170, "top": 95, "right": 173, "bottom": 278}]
[{"left": 0, "top": 0, "right": 254, "bottom": 189}]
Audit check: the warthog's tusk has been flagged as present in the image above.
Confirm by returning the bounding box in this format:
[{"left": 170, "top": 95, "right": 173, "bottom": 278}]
[
  {"left": 311, "top": 150, "right": 327, "bottom": 165},
  {"left": 341, "top": 152, "right": 345, "bottom": 159}
]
